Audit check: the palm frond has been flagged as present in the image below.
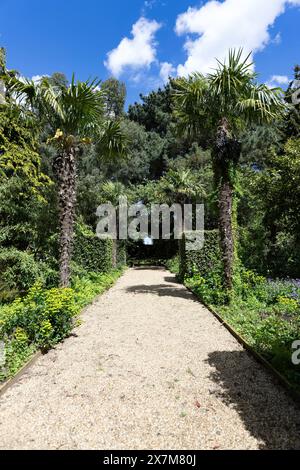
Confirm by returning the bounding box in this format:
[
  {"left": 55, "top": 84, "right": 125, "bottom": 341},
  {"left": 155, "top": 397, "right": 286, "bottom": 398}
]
[
  {"left": 237, "top": 84, "right": 286, "bottom": 124},
  {"left": 38, "top": 78, "right": 65, "bottom": 121},
  {"left": 208, "top": 49, "right": 256, "bottom": 115},
  {"left": 62, "top": 77, "right": 104, "bottom": 135},
  {"left": 7, "top": 76, "right": 36, "bottom": 105},
  {"left": 96, "top": 120, "right": 128, "bottom": 160},
  {"left": 172, "top": 74, "right": 209, "bottom": 139}
]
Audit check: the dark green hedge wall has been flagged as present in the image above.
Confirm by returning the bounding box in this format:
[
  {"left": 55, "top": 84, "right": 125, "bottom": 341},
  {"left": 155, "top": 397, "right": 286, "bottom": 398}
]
[
  {"left": 73, "top": 224, "right": 114, "bottom": 273},
  {"left": 179, "top": 230, "right": 222, "bottom": 279},
  {"left": 116, "top": 241, "right": 127, "bottom": 268}
]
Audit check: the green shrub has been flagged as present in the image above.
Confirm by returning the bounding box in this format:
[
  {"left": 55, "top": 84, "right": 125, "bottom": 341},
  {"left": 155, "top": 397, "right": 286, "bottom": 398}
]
[
  {"left": 0, "top": 248, "right": 44, "bottom": 302},
  {"left": 0, "top": 283, "right": 79, "bottom": 350},
  {"left": 179, "top": 230, "right": 221, "bottom": 280},
  {"left": 186, "top": 272, "right": 228, "bottom": 305},
  {"left": 116, "top": 241, "right": 127, "bottom": 268},
  {"left": 165, "top": 255, "right": 180, "bottom": 274},
  {"left": 179, "top": 230, "right": 226, "bottom": 304},
  {"left": 1, "top": 336, "right": 36, "bottom": 382},
  {"left": 72, "top": 270, "right": 123, "bottom": 309},
  {"left": 73, "top": 223, "right": 113, "bottom": 273},
  {"left": 232, "top": 266, "right": 266, "bottom": 301},
  {"left": 0, "top": 269, "right": 123, "bottom": 382}
]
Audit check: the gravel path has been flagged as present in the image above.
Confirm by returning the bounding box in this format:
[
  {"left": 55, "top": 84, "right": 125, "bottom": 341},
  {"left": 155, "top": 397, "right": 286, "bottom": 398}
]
[{"left": 1, "top": 267, "right": 300, "bottom": 450}]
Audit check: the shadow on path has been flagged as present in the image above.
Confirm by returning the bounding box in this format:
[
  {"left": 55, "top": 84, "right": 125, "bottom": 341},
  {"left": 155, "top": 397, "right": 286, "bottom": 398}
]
[
  {"left": 126, "top": 283, "right": 195, "bottom": 301},
  {"left": 131, "top": 266, "right": 165, "bottom": 271},
  {"left": 206, "top": 350, "right": 300, "bottom": 450},
  {"left": 164, "top": 276, "right": 181, "bottom": 285}
]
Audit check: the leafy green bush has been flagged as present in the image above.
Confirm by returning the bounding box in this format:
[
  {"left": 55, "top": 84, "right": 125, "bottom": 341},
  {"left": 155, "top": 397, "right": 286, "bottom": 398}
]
[
  {"left": 165, "top": 255, "right": 180, "bottom": 274},
  {"left": 180, "top": 230, "right": 226, "bottom": 304},
  {"left": 0, "top": 269, "right": 123, "bottom": 382},
  {"left": 116, "top": 241, "right": 127, "bottom": 268},
  {"left": 218, "top": 297, "right": 300, "bottom": 387},
  {"left": 179, "top": 230, "right": 221, "bottom": 279},
  {"left": 185, "top": 271, "right": 228, "bottom": 305},
  {"left": 0, "top": 283, "right": 79, "bottom": 350},
  {"left": 0, "top": 248, "right": 45, "bottom": 302},
  {"left": 72, "top": 270, "right": 123, "bottom": 309},
  {"left": 73, "top": 223, "right": 113, "bottom": 273}
]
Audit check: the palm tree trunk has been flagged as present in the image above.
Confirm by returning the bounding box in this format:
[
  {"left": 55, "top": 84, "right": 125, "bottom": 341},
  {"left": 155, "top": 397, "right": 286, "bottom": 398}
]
[
  {"left": 54, "top": 147, "right": 77, "bottom": 288},
  {"left": 218, "top": 178, "right": 234, "bottom": 290},
  {"left": 213, "top": 118, "right": 240, "bottom": 292}
]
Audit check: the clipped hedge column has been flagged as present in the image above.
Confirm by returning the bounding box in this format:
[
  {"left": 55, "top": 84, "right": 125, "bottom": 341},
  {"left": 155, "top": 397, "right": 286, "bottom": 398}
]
[
  {"left": 179, "top": 230, "right": 222, "bottom": 280},
  {"left": 73, "top": 224, "right": 113, "bottom": 273},
  {"left": 116, "top": 241, "right": 127, "bottom": 268}
]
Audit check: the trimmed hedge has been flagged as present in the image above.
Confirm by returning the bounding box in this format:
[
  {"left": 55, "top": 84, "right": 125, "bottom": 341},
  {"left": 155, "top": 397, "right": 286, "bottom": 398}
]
[
  {"left": 179, "top": 230, "right": 221, "bottom": 280},
  {"left": 73, "top": 224, "right": 113, "bottom": 273},
  {"left": 73, "top": 224, "right": 127, "bottom": 273},
  {"left": 116, "top": 241, "right": 127, "bottom": 268}
]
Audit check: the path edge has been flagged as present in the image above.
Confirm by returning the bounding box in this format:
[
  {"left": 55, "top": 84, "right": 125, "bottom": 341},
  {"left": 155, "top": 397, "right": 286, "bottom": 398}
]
[
  {"left": 0, "top": 269, "right": 126, "bottom": 398},
  {"left": 0, "top": 351, "right": 42, "bottom": 398},
  {"left": 183, "top": 282, "right": 300, "bottom": 406}
]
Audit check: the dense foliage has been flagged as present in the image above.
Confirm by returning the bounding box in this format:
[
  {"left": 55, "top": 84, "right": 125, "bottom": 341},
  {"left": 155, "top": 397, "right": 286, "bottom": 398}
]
[
  {"left": 177, "top": 232, "right": 300, "bottom": 388},
  {"left": 1, "top": 44, "right": 300, "bottom": 392},
  {"left": 0, "top": 270, "right": 122, "bottom": 382},
  {"left": 73, "top": 223, "right": 113, "bottom": 273},
  {"left": 0, "top": 49, "right": 128, "bottom": 380}
]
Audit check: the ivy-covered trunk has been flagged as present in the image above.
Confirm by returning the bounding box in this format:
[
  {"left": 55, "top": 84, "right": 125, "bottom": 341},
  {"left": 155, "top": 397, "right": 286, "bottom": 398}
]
[
  {"left": 213, "top": 118, "right": 240, "bottom": 293},
  {"left": 218, "top": 177, "right": 234, "bottom": 290},
  {"left": 54, "top": 147, "right": 77, "bottom": 288}
]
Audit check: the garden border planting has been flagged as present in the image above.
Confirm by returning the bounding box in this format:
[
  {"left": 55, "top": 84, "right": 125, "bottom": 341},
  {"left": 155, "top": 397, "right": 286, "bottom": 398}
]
[
  {"left": 0, "top": 269, "right": 125, "bottom": 393},
  {"left": 184, "top": 284, "right": 300, "bottom": 405}
]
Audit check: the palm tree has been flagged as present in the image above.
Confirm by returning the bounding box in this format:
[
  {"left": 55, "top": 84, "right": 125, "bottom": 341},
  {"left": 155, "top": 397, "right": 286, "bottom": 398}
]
[
  {"left": 8, "top": 75, "right": 126, "bottom": 287},
  {"left": 173, "top": 49, "right": 285, "bottom": 292},
  {"left": 99, "top": 181, "right": 127, "bottom": 268},
  {"left": 158, "top": 168, "right": 205, "bottom": 227},
  {"left": 155, "top": 169, "right": 205, "bottom": 248}
]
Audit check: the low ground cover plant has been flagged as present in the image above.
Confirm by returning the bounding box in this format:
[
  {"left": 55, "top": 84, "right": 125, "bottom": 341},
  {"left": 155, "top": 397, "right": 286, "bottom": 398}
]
[
  {"left": 170, "top": 243, "right": 300, "bottom": 390},
  {"left": 0, "top": 269, "right": 123, "bottom": 382},
  {"left": 186, "top": 269, "right": 300, "bottom": 388}
]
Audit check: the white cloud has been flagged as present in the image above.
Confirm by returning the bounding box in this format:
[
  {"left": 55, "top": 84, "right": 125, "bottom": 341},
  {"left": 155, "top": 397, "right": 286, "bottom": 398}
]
[
  {"left": 19, "top": 74, "right": 49, "bottom": 84},
  {"left": 105, "top": 17, "right": 161, "bottom": 78},
  {"left": 144, "top": 0, "right": 156, "bottom": 9},
  {"left": 270, "top": 75, "right": 290, "bottom": 85},
  {"left": 272, "top": 32, "right": 282, "bottom": 44},
  {"left": 159, "top": 62, "right": 175, "bottom": 83},
  {"left": 175, "top": 0, "right": 300, "bottom": 77},
  {"left": 266, "top": 74, "right": 290, "bottom": 88},
  {"left": 31, "top": 74, "right": 49, "bottom": 83}
]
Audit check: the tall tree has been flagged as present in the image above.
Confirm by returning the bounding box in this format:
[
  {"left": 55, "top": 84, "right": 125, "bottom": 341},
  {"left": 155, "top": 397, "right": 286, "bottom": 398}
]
[
  {"left": 103, "top": 119, "right": 166, "bottom": 183},
  {"left": 173, "top": 49, "right": 284, "bottom": 293},
  {"left": 128, "top": 85, "right": 173, "bottom": 136},
  {"left": 284, "top": 65, "right": 300, "bottom": 138},
  {"left": 9, "top": 75, "right": 127, "bottom": 287},
  {"left": 1, "top": 48, "right": 52, "bottom": 252},
  {"left": 101, "top": 78, "right": 126, "bottom": 118}
]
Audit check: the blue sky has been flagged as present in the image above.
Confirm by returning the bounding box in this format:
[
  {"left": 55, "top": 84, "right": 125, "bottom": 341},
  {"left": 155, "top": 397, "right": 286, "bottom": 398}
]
[{"left": 1, "top": 0, "right": 300, "bottom": 106}]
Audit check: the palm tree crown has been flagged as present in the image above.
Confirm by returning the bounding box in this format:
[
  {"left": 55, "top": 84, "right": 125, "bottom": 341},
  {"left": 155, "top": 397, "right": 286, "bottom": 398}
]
[{"left": 173, "top": 49, "right": 285, "bottom": 140}]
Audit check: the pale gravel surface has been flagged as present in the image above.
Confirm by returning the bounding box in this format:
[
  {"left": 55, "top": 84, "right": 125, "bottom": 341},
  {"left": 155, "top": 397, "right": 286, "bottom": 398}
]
[{"left": 1, "top": 267, "right": 300, "bottom": 450}]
